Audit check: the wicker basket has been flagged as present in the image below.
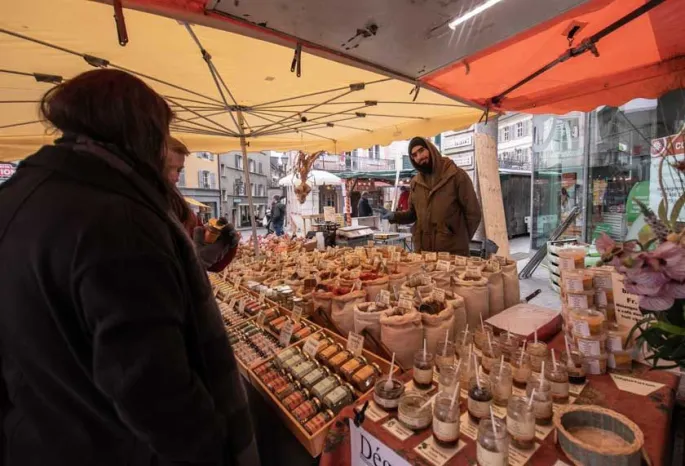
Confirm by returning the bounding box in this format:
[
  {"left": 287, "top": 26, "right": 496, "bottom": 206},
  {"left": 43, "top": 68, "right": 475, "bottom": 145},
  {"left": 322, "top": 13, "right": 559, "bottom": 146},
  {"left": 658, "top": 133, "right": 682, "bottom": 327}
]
[{"left": 554, "top": 405, "right": 644, "bottom": 466}]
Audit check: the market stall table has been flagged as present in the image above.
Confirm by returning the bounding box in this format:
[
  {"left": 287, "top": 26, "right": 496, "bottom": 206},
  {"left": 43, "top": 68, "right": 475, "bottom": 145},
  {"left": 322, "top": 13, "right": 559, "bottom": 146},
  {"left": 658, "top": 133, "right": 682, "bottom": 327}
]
[
  {"left": 372, "top": 232, "right": 413, "bottom": 251},
  {"left": 320, "top": 331, "right": 678, "bottom": 466}
]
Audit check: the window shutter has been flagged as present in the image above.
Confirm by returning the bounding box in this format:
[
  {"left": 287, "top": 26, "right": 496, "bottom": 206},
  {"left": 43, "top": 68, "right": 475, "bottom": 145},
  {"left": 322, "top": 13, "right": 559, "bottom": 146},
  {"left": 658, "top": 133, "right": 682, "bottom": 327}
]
[
  {"left": 197, "top": 171, "right": 202, "bottom": 188},
  {"left": 210, "top": 173, "right": 216, "bottom": 189}
]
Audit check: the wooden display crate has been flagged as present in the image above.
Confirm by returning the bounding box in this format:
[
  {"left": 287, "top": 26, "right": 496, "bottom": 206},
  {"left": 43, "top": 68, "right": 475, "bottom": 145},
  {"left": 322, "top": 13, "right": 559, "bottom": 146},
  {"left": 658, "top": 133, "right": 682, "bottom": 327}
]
[{"left": 249, "top": 328, "right": 398, "bottom": 457}]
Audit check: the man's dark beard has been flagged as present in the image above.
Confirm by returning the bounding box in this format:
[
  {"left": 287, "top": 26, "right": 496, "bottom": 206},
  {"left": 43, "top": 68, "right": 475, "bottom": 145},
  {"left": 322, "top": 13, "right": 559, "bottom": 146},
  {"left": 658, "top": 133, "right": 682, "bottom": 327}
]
[{"left": 415, "top": 157, "right": 433, "bottom": 174}]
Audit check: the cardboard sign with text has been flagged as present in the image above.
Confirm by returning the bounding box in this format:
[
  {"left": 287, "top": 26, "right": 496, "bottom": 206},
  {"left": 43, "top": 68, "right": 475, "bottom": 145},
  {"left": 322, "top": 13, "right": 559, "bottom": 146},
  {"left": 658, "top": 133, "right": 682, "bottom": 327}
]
[
  {"left": 611, "top": 272, "right": 642, "bottom": 328},
  {"left": 351, "top": 419, "right": 411, "bottom": 466}
]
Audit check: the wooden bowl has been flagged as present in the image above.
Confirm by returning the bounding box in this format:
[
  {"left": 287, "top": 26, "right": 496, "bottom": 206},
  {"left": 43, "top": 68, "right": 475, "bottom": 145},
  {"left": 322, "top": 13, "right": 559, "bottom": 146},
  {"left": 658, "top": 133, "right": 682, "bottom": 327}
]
[{"left": 554, "top": 405, "right": 644, "bottom": 466}]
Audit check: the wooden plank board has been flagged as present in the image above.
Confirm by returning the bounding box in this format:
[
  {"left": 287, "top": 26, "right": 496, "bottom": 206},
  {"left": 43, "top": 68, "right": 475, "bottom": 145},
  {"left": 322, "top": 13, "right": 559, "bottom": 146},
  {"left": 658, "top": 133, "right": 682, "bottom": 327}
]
[{"left": 475, "top": 128, "right": 510, "bottom": 257}]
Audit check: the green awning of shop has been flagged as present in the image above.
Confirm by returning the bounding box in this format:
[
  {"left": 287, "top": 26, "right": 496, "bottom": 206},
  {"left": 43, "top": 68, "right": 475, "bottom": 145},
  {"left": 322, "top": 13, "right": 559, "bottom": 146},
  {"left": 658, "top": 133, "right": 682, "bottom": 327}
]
[{"left": 337, "top": 169, "right": 416, "bottom": 182}]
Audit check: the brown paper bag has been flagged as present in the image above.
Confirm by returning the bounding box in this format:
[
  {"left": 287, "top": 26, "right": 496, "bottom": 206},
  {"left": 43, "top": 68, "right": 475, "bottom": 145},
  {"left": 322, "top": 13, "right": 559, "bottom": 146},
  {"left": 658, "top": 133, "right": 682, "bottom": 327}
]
[
  {"left": 446, "top": 295, "right": 467, "bottom": 338},
  {"left": 420, "top": 302, "right": 455, "bottom": 354},
  {"left": 331, "top": 289, "right": 367, "bottom": 336},
  {"left": 450, "top": 271, "right": 489, "bottom": 330},
  {"left": 380, "top": 308, "right": 423, "bottom": 370},
  {"left": 481, "top": 260, "right": 505, "bottom": 316},
  {"left": 499, "top": 256, "right": 521, "bottom": 309}
]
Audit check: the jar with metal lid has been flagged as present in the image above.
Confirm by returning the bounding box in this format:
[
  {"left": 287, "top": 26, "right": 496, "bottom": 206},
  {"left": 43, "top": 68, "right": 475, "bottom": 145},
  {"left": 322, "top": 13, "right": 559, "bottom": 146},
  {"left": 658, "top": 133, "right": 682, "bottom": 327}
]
[
  {"left": 283, "top": 389, "right": 310, "bottom": 411},
  {"left": 282, "top": 353, "right": 308, "bottom": 374},
  {"left": 266, "top": 375, "right": 290, "bottom": 393},
  {"left": 275, "top": 380, "right": 302, "bottom": 401},
  {"left": 311, "top": 374, "right": 343, "bottom": 401},
  {"left": 292, "top": 398, "right": 321, "bottom": 424},
  {"left": 253, "top": 361, "right": 275, "bottom": 377},
  {"left": 351, "top": 363, "right": 382, "bottom": 392},
  {"left": 373, "top": 377, "right": 404, "bottom": 410},
  {"left": 293, "top": 325, "right": 314, "bottom": 341},
  {"left": 432, "top": 391, "right": 461, "bottom": 447},
  {"left": 506, "top": 396, "right": 535, "bottom": 450},
  {"left": 526, "top": 374, "right": 553, "bottom": 425},
  {"left": 281, "top": 289, "right": 294, "bottom": 309},
  {"left": 525, "top": 341, "right": 549, "bottom": 373},
  {"left": 301, "top": 366, "right": 331, "bottom": 391},
  {"left": 468, "top": 373, "right": 493, "bottom": 424},
  {"left": 290, "top": 360, "right": 319, "bottom": 382},
  {"left": 340, "top": 355, "right": 368, "bottom": 382},
  {"left": 398, "top": 392, "right": 432, "bottom": 430},
  {"left": 477, "top": 418, "right": 509, "bottom": 466},
  {"left": 268, "top": 315, "right": 288, "bottom": 332},
  {"left": 304, "top": 409, "right": 335, "bottom": 435},
  {"left": 322, "top": 383, "right": 355, "bottom": 414},
  {"left": 274, "top": 347, "right": 301, "bottom": 369},
  {"left": 317, "top": 343, "right": 343, "bottom": 365},
  {"left": 328, "top": 350, "right": 354, "bottom": 373}
]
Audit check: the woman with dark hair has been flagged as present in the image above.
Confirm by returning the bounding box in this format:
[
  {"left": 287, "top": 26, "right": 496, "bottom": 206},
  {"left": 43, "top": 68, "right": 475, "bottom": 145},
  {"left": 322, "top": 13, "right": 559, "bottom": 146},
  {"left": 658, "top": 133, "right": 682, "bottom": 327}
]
[
  {"left": 0, "top": 69, "right": 259, "bottom": 466},
  {"left": 165, "top": 137, "right": 239, "bottom": 271}
]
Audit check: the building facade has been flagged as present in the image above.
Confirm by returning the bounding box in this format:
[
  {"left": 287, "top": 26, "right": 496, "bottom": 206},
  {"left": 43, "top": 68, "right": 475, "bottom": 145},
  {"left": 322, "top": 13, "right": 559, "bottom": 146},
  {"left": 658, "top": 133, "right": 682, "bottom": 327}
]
[
  {"left": 219, "top": 151, "right": 270, "bottom": 227},
  {"left": 177, "top": 151, "right": 221, "bottom": 221},
  {"left": 497, "top": 113, "right": 533, "bottom": 172}
]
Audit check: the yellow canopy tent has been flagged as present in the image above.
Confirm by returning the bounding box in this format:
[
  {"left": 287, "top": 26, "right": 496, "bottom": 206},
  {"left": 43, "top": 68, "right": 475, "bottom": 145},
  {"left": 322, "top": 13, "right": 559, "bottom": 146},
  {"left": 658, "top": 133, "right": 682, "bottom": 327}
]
[{"left": 0, "top": 0, "right": 483, "bottom": 162}]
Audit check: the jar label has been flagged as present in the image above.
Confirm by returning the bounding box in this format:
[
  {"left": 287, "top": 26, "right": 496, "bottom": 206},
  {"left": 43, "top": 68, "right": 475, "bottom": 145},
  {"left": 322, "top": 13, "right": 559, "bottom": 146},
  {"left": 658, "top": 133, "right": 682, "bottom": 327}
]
[
  {"left": 467, "top": 398, "right": 491, "bottom": 418},
  {"left": 572, "top": 320, "right": 590, "bottom": 337},
  {"left": 607, "top": 335, "right": 623, "bottom": 352},
  {"left": 432, "top": 418, "right": 460, "bottom": 442},
  {"left": 567, "top": 294, "right": 588, "bottom": 309},
  {"left": 324, "top": 386, "right": 349, "bottom": 405},
  {"left": 595, "top": 290, "right": 608, "bottom": 307},
  {"left": 302, "top": 369, "right": 324, "bottom": 386},
  {"left": 594, "top": 275, "right": 612, "bottom": 289},
  {"left": 507, "top": 416, "right": 535, "bottom": 439},
  {"left": 577, "top": 339, "right": 601, "bottom": 357},
  {"left": 374, "top": 393, "right": 400, "bottom": 409},
  {"left": 533, "top": 400, "right": 553, "bottom": 418},
  {"left": 414, "top": 367, "right": 434, "bottom": 384},
  {"left": 477, "top": 443, "right": 508, "bottom": 466},
  {"left": 558, "top": 257, "right": 575, "bottom": 271},
  {"left": 399, "top": 411, "right": 430, "bottom": 429},
  {"left": 549, "top": 380, "right": 569, "bottom": 398},
  {"left": 564, "top": 276, "right": 583, "bottom": 293}
]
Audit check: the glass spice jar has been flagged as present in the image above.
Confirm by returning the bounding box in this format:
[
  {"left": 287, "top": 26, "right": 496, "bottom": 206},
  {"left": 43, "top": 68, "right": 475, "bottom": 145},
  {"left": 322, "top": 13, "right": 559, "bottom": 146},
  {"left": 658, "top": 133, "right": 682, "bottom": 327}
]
[
  {"left": 510, "top": 350, "right": 532, "bottom": 389},
  {"left": 498, "top": 333, "right": 521, "bottom": 361},
  {"left": 293, "top": 325, "right": 314, "bottom": 341},
  {"left": 283, "top": 389, "right": 310, "bottom": 411},
  {"left": 322, "top": 383, "right": 355, "bottom": 414},
  {"left": 304, "top": 409, "right": 335, "bottom": 435},
  {"left": 432, "top": 391, "right": 461, "bottom": 448},
  {"left": 253, "top": 361, "right": 276, "bottom": 377},
  {"left": 468, "top": 373, "right": 493, "bottom": 424},
  {"left": 398, "top": 392, "right": 432, "bottom": 430},
  {"left": 413, "top": 350, "right": 435, "bottom": 390},
  {"left": 374, "top": 377, "right": 405, "bottom": 411},
  {"left": 292, "top": 398, "right": 321, "bottom": 424},
  {"left": 266, "top": 375, "right": 290, "bottom": 393},
  {"left": 275, "top": 380, "right": 301, "bottom": 401},
  {"left": 281, "top": 354, "right": 308, "bottom": 375},
  {"left": 274, "top": 347, "right": 302, "bottom": 369},
  {"left": 506, "top": 396, "right": 535, "bottom": 450},
  {"left": 481, "top": 342, "right": 502, "bottom": 375},
  {"left": 545, "top": 362, "right": 570, "bottom": 404},
  {"left": 561, "top": 350, "right": 588, "bottom": 384},
  {"left": 311, "top": 374, "right": 343, "bottom": 401},
  {"left": 477, "top": 418, "right": 509, "bottom": 466},
  {"left": 489, "top": 362, "right": 513, "bottom": 407},
  {"left": 526, "top": 374, "right": 553, "bottom": 425},
  {"left": 340, "top": 356, "right": 368, "bottom": 382},
  {"left": 438, "top": 362, "right": 460, "bottom": 394},
  {"left": 435, "top": 340, "right": 456, "bottom": 372},
  {"left": 290, "top": 360, "right": 319, "bottom": 383},
  {"left": 526, "top": 341, "right": 549, "bottom": 373},
  {"left": 328, "top": 350, "right": 354, "bottom": 373},
  {"left": 317, "top": 343, "right": 344, "bottom": 366},
  {"left": 301, "top": 366, "right": 331, "bottom": 391},
  {"left": 474, "top": 326, "right": 493, "bottom": 352},
  {"left": 351, "top": 363, "right": 381, "bottom": 393}
]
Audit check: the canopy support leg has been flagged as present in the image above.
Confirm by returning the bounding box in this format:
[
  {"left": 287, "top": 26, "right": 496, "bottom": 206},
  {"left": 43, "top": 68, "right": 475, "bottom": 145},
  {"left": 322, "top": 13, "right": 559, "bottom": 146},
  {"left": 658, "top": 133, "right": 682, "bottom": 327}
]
[{"left": 238, "top": 110, "right": 260, "bottom": 256}]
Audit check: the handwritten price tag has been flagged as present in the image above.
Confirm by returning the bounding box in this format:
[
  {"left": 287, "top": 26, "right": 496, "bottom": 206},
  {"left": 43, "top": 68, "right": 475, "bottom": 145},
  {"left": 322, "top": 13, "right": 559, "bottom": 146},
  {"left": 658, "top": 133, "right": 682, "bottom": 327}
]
[
  {"left": 292, "top": 304, "right": 304, "bottom": 323},
  {"left": 303, "top": 337, "right": 322, "bottom": 358},
  {"left": 424, "top": 252, "right": 437, "bottom": 262},
  {"left": 378, "top": 290, "right": 391, "bottom": 306},
  {"left": 347, "top": 331, "right": 365, "bottom": 357},
  {"left": 433, "top": 289, "right": 446, "bottom": 303},
  {"left": 436, "top": 260, "right": 451, "bottom": 272},
  {"left": 398, "top": 298, "right": 414, "bottom": 310},
  {"left": 279, "top": 321, "right": 294, "bottom": 347}
]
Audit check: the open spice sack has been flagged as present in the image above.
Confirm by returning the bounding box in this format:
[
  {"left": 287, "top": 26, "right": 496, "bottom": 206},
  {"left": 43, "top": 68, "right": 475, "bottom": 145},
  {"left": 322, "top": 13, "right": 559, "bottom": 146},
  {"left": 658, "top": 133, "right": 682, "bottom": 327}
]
[
  {"left": 424, "top": 261, "right": 460, "bottom": 291},
  {"left": 497, "top": 255, "right": 521, "bottom": 309},
  {"left": 481, "top": 259, "right": 505, "bottom": 316},
  {"left": 451, "top": 267, "right": 489, "bottom": 330},
  {"left": 417, "top": 292, "right": 455, "bottom": 354},
  {"left": 400, "top": 272, "right": 435, "bottom": 304},
  {"left": 330, "top": 285, "right": 367, "bottom": 336},
  {"left": 358, "top": 271, "right": 390, "bottom": 302},
  {"left": 353, "top": 301, "right": 392, "bottom": 343},
  {"left": 453, "top": 255, "right": 468, "bottom": 273},
  {"left": 379, "top": 307, "right": 423, "bottom": 370}
]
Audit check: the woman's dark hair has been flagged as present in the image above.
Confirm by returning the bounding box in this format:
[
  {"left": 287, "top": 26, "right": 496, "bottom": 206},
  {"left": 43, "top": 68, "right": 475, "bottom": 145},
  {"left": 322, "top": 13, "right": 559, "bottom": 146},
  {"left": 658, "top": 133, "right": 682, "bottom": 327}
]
[{"left": 40, "top": 69, "right": 172, "bottom": 174}]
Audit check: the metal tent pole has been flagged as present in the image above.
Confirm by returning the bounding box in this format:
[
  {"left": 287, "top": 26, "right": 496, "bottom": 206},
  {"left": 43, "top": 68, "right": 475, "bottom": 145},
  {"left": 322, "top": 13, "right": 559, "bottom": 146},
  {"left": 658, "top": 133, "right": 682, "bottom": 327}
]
[{"left": 238, "top": 110, "right": 260, "bottom": 256}]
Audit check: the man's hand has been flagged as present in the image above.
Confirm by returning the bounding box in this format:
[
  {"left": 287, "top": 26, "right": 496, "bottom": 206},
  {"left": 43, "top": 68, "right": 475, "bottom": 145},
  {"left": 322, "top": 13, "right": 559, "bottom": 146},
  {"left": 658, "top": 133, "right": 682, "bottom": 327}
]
[
  {"left": 192, "top": 222, "right": 237, "bottom": 268},
  {"left": 378, "top": 207, "right": 395, "bottom": 222}
]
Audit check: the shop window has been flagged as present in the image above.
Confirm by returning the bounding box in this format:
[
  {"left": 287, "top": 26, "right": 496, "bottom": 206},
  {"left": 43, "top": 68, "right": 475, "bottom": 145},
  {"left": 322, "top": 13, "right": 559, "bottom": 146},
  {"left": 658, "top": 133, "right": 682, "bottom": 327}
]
[
  {"left": 258, "top": 162, "right": 263, "bottom": 174},
  {"left": 220, "top": 163, "right": 226, "bottom": 177},
  {"left": 515, "top": 122, "right": 524, "bottom": 138},
  {"left": 501, "top": 126, "right": 510, "bottom": 142},
  {"left": 235, "top": 154, "right": 242, "bottom": 169}
]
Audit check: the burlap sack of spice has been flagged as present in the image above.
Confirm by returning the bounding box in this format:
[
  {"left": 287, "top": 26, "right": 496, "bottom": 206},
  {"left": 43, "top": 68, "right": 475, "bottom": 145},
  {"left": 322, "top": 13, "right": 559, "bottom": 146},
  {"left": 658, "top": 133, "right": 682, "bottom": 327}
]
[
  {"left": 481, "top": 260, "right": 505, "bottom": 316},
  {"left": 312, "top": 287, "right": 335, "bottom": 319},
  {"left": 380, "top": 308, "right": 423, "bottom": 370},
  {"left": 445, "top": 295, "right": 467, "bottom": 337},
  {"left": 361, "top": 275, "right": 390, "bottom": 302},
  {"left": 497, "top": 256, "right": 521, "bottom": 309},
  {"left": 353, "top": 302, "right": 391, "bottom": 342},
  {"left": 388, "top": 271, "right": 408, "bottom": 292},
  {"left": 450, "top": 270, "right": 489, "bottom": 329},
  {"left": 424, "top": 263, "right": 460, "bottom": 291},
  {"left": 397, "top": 260, "right": 424, "bottom": 277},
  {"left": 331, "top": 289, "right": 367, "bottom": 336},
  {"left": 419, "top": 300, "right": 455, "bottom": 354},
  {"left": 400, "top": 281, "right": 435, "bottom": 306},
  {"left": 453, "top": 255, "right": 468, "bottom": 273}
]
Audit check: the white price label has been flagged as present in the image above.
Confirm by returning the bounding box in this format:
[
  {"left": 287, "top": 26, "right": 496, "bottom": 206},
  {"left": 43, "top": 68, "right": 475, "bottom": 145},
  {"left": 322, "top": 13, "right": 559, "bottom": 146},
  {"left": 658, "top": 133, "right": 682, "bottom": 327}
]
[
  {"left": 378, "top": 290, "right": 391, "bottom": 306},
  {"left": 567, "top": 293, "right": 588, "bottom": 309},
  {"left": 382, "top": 418, "right": 414, "bottom": 442},
  {"left": 347, "top": 331, "right": 365, "bottom": 357},
  {"left": 414, "top": 438, "right": 466, "bottom": 466},
  {"left": 362, "top": 401, "right": 389, "bottom": 423},
  {"left": 398, "top": 299, "right": 414, "bottom": 310},
  {"left": 292, "top": 304, "right": 304, "bottom": 323},
  {"left": 228, "top": 298, "right": 237, "bottom": 312},
  {"left": 425, "top": 252, "right": 437, "bottom": 262},
  {"left": 256, "top": 310, "right": 266, "bottom": 327},
  {"left": 432, "top": 289, "right": 446, "bottom": 302},
  {"left": 436, "top": 260, "right": 451, "bottom": 272},
  {"left": 279, "top": 321, "right": 294, "bottom": 347},
  {"left": 238, "top": 299, "right": 246, "bottom": 315},
  {"left": 303, "top": 337, "right": 322, "bottom": 358},
  {"left": 409, "top": 253, "right": 422, "bottom": 262}
]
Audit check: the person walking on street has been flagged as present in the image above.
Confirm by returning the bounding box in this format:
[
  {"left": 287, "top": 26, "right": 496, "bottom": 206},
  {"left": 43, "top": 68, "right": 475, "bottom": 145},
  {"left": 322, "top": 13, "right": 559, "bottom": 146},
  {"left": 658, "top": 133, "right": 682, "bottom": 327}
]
[
  {"left": 271, "top": 195, "right": 285, "bottom": 236},
  {"left": 0, "top": 69, "right": 259, "bottom": 466},
  {"left": 357, "top": 191, "right": 374, "bottom": 217},
  {"left": 382, "top": 136, "right": 482, "bottom": 256}
]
